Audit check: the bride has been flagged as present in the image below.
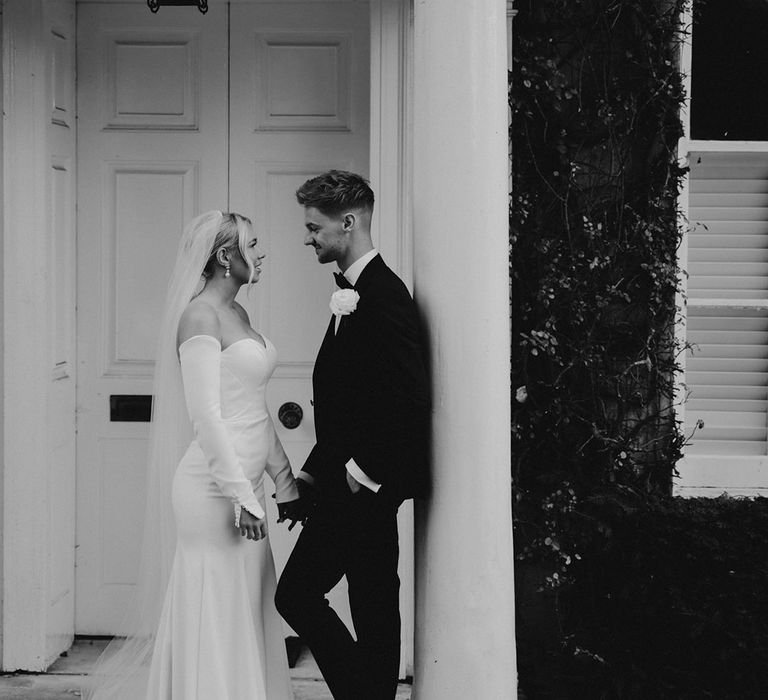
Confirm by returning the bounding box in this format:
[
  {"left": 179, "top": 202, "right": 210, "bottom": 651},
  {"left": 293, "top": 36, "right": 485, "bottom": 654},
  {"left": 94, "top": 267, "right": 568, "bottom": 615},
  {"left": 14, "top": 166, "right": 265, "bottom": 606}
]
[{"left": 84, "top": 211, "right": 302, "bottom": 700}]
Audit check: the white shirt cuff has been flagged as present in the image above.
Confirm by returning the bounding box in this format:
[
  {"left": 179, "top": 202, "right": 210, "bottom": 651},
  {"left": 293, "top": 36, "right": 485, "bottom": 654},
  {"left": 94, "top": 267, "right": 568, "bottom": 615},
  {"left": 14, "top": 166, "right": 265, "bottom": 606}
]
[
  {"left": 297, "top": 471, "right": 315, "bottom": 485},
  {"left": 346, "top": 458, "right": 381, "bottom": 493}
]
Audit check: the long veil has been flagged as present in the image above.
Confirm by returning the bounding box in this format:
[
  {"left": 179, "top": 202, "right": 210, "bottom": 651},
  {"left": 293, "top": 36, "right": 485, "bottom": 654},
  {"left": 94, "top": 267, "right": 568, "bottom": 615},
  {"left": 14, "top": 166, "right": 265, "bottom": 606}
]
[{"left": 83, "top": 211, "right": 225, "bottom": 700}]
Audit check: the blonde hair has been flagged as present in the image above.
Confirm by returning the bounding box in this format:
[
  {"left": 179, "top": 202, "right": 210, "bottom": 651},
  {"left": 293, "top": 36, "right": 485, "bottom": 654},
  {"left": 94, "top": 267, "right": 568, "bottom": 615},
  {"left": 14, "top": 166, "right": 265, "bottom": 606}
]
[{"left": 201, "top": 211, "right": 256, "bottom": 287}]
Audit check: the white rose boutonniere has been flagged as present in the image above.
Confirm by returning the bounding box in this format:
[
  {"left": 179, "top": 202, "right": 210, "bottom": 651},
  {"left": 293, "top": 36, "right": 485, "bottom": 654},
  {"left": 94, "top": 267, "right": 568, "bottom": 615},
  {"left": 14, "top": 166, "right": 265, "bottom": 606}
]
[{"left": 330, "top": 289, "right": 360, "bottom": 317}]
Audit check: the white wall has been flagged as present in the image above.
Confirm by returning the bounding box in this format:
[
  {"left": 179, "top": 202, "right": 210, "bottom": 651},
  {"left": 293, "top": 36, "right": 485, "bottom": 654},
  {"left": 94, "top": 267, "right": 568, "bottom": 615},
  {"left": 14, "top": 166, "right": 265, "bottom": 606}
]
[{"left": 2, "top": 0, "right": 77, "bottom": 671}]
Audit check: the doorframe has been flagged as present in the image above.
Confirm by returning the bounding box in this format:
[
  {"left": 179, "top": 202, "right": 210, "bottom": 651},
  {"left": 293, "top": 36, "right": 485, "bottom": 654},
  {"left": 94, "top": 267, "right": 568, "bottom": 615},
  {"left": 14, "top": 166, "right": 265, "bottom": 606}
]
[
  {"left": 0, "top": 0, "right": 5, "bottom": 669},
  {"left": 1, "top": 0, "right": 411, "bottom": 672},
  {"left": 3, "top": 0, "right": 51, "bottom": 671},
  {"left": 369, "top": 0, "right": 414, "bottom": 676},
  {"left": 370, "top": 0, "right": 412, "bottom": 286}
]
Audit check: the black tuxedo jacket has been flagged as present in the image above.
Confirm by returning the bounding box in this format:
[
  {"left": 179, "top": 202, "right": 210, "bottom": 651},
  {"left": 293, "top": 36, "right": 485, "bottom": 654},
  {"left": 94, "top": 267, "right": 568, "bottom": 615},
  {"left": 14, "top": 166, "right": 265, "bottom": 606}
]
[{"left": 301, "top": 254, "right": 429, "bottom": 507}]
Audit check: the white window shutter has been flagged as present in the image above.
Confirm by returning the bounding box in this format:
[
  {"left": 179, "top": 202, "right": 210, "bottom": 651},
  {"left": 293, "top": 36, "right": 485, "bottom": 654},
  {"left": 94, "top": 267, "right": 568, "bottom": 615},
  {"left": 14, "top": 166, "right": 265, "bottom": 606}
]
[
  {"left": 686, "top": 308, "right": 768, "bottom": 455},
  {"left": 680, "top": 151, "right": 768, "bottom": 495}
]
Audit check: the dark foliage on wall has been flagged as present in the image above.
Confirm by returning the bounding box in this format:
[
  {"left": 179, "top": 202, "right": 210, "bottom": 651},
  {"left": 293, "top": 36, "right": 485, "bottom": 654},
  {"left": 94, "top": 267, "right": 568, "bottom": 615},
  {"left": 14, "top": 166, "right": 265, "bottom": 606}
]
[{"left": 510, "top": 0, "right": 690, "bottom": 588}]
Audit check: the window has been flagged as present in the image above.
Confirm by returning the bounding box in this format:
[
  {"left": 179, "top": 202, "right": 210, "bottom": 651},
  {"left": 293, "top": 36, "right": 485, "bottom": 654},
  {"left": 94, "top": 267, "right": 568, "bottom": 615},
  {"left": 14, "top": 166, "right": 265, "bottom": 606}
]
[
  {"left": 691, "top": 0, "right": 768, "bottom": 141},
  {"left": 679, "top": 2, "right": 768, "bottom": 496}
]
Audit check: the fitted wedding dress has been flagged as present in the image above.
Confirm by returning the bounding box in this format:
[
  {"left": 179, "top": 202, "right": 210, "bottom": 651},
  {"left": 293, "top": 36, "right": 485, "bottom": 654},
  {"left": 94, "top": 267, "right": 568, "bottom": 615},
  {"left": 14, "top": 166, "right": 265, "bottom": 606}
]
[{"left": 145, "top": 333, "right": 296, "bottom": 700}]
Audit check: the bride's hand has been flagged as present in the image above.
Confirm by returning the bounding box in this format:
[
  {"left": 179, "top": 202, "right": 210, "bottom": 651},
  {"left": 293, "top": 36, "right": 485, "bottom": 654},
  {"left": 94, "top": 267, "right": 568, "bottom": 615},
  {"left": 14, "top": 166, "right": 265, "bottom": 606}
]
[{"left": 238, "top": 509, "right": 267, "bottom": 541}]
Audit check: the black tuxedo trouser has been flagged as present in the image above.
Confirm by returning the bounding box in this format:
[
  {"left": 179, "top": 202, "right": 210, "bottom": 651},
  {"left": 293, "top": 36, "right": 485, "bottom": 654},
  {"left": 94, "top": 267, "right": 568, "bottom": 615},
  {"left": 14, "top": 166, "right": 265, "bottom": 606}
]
[{"left": 275, "top": 489, "right": 401, "bottom": 700}]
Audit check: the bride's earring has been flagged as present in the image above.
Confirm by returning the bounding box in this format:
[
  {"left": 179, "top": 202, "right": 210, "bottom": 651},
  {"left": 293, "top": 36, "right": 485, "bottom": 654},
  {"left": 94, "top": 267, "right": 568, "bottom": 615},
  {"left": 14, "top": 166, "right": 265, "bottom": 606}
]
[{"left": 224, "top": 262, "right": 231, "bottom": 278}]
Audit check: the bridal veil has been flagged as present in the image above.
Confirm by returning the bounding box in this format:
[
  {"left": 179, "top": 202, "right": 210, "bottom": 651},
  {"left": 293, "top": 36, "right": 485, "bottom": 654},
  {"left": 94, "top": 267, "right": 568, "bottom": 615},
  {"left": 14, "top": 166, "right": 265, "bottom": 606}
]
[{"left": 83, "top": 210, "right": 234, "bottom": 699}]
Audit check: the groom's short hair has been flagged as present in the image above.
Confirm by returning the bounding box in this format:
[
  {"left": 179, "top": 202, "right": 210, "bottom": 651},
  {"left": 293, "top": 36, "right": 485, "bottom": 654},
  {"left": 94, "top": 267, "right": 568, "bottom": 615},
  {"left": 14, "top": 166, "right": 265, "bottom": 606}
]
[{"left": 296, "top": 170, "right": 374, "bottom": 218}]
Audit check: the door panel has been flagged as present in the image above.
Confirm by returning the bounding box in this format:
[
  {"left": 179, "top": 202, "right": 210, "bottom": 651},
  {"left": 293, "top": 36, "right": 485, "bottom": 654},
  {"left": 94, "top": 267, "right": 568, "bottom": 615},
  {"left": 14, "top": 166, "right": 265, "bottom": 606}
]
[
  {"left": 76, "top": 0, "right": 373, "bottom": 639},
  {"left": 228, "top": 2, "right": 370, "bottom": 632},
  {"left": 76, "top": 3, "right": 229, "bottom": 633}
]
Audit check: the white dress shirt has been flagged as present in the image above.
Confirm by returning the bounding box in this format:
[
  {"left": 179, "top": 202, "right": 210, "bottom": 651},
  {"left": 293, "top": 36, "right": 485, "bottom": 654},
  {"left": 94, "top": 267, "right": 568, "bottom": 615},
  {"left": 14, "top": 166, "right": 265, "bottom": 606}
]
[{"left": 339, "top": 250, "right": 381, "bottom": 492}]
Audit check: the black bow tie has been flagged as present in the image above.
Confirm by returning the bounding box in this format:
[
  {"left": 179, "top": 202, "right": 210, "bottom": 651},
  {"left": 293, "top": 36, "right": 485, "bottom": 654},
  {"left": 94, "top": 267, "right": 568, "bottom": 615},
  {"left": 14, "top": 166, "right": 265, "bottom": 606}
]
[{"left": 333, "top": 272, "right": 353, "bottom": 290}]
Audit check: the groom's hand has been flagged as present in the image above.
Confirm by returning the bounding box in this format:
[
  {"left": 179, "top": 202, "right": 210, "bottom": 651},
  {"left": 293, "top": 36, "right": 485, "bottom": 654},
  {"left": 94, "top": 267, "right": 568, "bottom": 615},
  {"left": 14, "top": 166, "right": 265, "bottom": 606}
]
[
  {"left": 296, "top": 476, "right": 321, "bottom": 508},
  {"left": 277, "top": 498, "right": 306, "bottom": 531}
]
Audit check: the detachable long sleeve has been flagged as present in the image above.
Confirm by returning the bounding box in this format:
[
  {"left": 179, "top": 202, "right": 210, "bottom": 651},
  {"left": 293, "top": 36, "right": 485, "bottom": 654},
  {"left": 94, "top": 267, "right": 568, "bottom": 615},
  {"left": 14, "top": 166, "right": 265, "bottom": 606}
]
[
  {"left": 265, "top": 416, "right": 299, "bottom": 503},
  {"left": 179, "top": 334, "right": 265, "bottom": 520}
]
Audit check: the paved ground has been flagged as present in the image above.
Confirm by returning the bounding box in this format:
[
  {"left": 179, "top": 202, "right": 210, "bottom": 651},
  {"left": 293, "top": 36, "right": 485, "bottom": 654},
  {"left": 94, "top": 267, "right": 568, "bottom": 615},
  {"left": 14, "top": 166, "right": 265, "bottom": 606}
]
[{"left": 0, "top": 639, "right": 412, "bottom": 699}]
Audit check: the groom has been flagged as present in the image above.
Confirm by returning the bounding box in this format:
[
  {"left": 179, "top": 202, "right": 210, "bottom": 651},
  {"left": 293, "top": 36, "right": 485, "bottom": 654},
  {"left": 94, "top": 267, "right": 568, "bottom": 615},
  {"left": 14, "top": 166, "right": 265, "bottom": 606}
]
[{"left": 275, "top": 170, "right": 429, "bottom": 699}]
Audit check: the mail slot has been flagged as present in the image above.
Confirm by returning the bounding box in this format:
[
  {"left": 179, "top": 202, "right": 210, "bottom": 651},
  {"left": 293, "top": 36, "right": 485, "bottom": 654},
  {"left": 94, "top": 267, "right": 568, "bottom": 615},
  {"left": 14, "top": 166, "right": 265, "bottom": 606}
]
[{"left": 110, "top": 395, "right": 152, "bottom": 422}]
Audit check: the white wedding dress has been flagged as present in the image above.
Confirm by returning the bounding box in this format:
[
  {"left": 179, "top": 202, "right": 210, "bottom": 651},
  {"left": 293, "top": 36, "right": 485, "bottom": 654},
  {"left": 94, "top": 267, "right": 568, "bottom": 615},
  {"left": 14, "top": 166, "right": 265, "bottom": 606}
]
[{"left": 145, "top": 333, "right": 296, "bottom": 700}]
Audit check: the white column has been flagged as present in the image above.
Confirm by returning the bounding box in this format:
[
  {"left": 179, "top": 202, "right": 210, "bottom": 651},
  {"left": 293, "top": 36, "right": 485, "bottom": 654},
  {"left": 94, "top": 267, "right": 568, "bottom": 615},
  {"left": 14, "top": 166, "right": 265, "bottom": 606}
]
[{"left": 411, "top": 1, "right": 516, "bottom": 698}]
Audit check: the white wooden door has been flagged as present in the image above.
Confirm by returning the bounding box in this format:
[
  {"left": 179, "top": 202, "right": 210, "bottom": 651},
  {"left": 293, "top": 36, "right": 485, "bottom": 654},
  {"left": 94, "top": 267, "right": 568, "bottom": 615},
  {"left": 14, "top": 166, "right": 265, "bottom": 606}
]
[
  {"left": 75, "top": 3, "right": 229, "bottom": 633},
  {"left": 229, "top": 0, "right": 371, "bottom": 636},
  {"left": 76, "top": 1, "right": 371, "bottom": 635}
]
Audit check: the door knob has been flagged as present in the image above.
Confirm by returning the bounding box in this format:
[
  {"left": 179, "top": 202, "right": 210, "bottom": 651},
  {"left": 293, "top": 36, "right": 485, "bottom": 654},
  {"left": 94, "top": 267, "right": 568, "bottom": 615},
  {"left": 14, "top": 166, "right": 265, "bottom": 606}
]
[{"left": 278, "top": 402, "right": 303, "bottom": 429}]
